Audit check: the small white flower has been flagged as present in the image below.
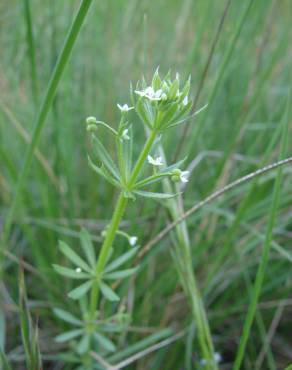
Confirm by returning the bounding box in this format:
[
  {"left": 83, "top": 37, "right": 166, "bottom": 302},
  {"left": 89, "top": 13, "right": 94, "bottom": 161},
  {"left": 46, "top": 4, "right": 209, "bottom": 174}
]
[
  {"left": 117, "top": 103, "right": 134, "bottom": 112},
  {"left": 129, "top": 236, "right": 138, "bottom": 246},
  {"left": 121, "top": 128, "right": 130, "bottom": 140},
  {"left": 135, "top": 86, "right": 163, "bottom": 101},
  {"left": 147, "top": 155, "right": 163, "bottom": 166},
  {"left": 182, "top": 95, "right": 188, "bottom": 106},
  {"left": 75, "top": 267, "right": 82, "bottom": 273},
  {"left": 200, "top": 352, "right": 222, "bottom": 366},
  {"left": 180, "top": 170, "right": 190, "bottom": 183},
  {"left": 214, "top": 353, "right": 222, "bottom": 364}
]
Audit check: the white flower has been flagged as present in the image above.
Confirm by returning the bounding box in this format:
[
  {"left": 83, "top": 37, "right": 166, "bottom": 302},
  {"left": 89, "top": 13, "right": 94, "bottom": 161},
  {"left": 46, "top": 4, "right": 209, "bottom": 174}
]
[
  {"left": 147, "top": 155, "right": 163, "bottom": 166},
  {"left": 200, "top": 352, "right": 222, "bottom": 366},
  {"left": 214, "top": 353, "right": 222, "bottom": 363},
  {"left": 182, "top": 95, "right": 188, "bottom": 106},
  {"left": 121, "top": 128, "right": 130, "bottom": 140},
  {"left": 180, "top": 170, "right": 189, "bottom": 183},
  {"left": 117, "top": 103, "right": 134, "bottom": 112},
  {"left": 129, "top": 236, "right": 138, "bottom": 246},
  {"left": 75, "top": 267, "right": 82, "bottom": 273},
  {"left": 135, "top": 86, "right": 163, "bottom": 101}
]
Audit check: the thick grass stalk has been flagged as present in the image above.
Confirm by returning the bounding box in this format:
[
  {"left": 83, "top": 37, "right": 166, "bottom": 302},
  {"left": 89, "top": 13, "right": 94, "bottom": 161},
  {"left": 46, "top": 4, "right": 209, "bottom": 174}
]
[
  {"left": 0, "top": 0, "right": 93, "bottom": 258},
  {"left": 232, "top": 96, "right": 290, "bottom": 370}
]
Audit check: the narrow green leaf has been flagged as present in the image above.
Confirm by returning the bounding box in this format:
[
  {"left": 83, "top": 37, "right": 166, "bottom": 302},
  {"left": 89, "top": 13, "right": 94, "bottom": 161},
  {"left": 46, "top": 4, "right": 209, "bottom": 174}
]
[
  {"left": 80, "top": 228, "right": 96, "bottom": 268},
  {"left": 88, "top": 156, "right": 120, "bottom": 187},
  {"left": 0, "top": 349, "right": 12, "bottom": 370},
  {"left": 104, "top": 248, "right": 138, "bottom": 273},
  {"left": 122, "top": 127, "right": 133, "bottom": 179},
  {"left": 99, "top": 282, "right": 120, "bottom": 302},
  {"left": 59, "top": 241, "right": 91, "bottom": 273},
  {"left": 104, "top": 267, "right": 138, "bottom": 280},
  {"left": 68, "top": 280, "right": 92, "bottom": 300},
  {"left": 134, "top": 173, "right": 171, "bottom": 188},
  {"left": 1, "top": 0, "right": 94, "bottom": 251},
  {"left": 53, "top": 308, "right": 82, "bottom": 326},
  {"left": 19, "top": 273, "right": 31, "bottom": 367},
  {"left": 160, "top": 156, "right": 187, "bottom": 174},
  {"left": 53, "top": 264, "right": 91, "bottom": 279},
  {"left": 135, "top": 98, "right": 152, "bottom": 129},
  {"left": 232, "top": 93, "right": 291, "bottom": 370},
  {"left": 77, "top": 334, "right": 90, "bottom": 354},
  {"left": 93, "top": 332, "right": 116, "bottom": 352},
  {"left": 0, "top": 309, "right": 5, "bottom": 350},
  {"left": 92, "top": 135, "right": 120, "bottom": 180},
  {"left": 133, "top": 190, "right": 178, "bottom": 199},
  {"left": 284, "top": 365, "right": 292, "bottom": 370},
  {"left": 55, "top": 329, "right": 84, "bottom": 343}
]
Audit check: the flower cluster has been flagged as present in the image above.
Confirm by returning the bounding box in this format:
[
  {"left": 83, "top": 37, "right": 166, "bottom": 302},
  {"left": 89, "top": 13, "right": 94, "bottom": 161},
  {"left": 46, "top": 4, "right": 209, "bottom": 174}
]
[{"left": 133, "top": 69, "right": 192, "bottom": 132}]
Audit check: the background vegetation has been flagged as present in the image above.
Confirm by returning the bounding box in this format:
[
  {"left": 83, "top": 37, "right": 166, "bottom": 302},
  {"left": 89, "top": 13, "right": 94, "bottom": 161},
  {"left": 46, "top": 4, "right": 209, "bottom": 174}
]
[{"left": 0, "top": 0, "right": 291, "bottom": 369}]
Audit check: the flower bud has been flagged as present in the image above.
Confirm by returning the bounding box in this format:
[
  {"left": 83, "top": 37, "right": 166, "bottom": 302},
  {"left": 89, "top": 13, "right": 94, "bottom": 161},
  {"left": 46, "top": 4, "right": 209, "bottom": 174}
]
[
  {"left": 86, "top": 124, "right": 98, "bottom": 132},
  {"left": 161, "top": 93, "right": 167, "bottom": 101},
  {"left": 86, "top": 116, "right": 97, "bottom": 125},
  {"left": 171, "top": 175, "right": 180, "bottom": 183}
]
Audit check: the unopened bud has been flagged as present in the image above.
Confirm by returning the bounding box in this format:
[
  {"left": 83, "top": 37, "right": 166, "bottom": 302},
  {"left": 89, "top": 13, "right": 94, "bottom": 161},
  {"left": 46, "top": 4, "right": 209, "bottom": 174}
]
[{"left": 86, "top": 116, "right": 97, "bottom": 125}]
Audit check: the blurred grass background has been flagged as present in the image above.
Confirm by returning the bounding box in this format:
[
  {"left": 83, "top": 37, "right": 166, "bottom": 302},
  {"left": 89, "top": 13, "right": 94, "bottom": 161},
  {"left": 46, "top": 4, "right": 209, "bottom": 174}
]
[{"left": 0, "top": 0, "right": 291, "bottom": 369}]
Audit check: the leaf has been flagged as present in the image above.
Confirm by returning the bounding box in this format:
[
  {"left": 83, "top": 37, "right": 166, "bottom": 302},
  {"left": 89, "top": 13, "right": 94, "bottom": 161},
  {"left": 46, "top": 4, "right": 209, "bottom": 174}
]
[
  {"left": 284, "top": 365, "right": 292, "bottom": 370},
  {"left": 122, "top": 126, "right": 133, "bottom": 179},
  {"left": 104, "top": 248, "right": 138, "bottom": 273},
  {"left": 59, "top": 241, "right": 91, "bottom": 273},
  {"left": 159, "top": 103, "right": 178, "bottom": 130},
  {"left": 133, "top": 190, "right": 178, "bottom": 199},
  {"left": 0, "top": 308, "right": 5, "bottom": 350},
  {"left": 77, "top": 334, "right": 90, "bottom": 354},
  {"left": 135, "top": 99, "right": 152, "bottom": 129},
  {"left": 68, "top": 280, "right": 93, "bottom": 300},
  {"left": 160, "top": 156, "right": 187, "bottom": 174},
  {"left": 92, "top": 135, "right": 120, "bottom": 180},
  {"left": 104, "top": 267, "right": 138, "bottom": 280},
  {"left": 0, "top": 349, "right": 12, "bottom": 370},
  {"left": 88, "top": 156, "right": 121, "bottom": 187},
  {"left": 99, "top": 282, "right": 120, "bottom": 302},
  {"left": 53, "top": 264, "right": 91, "bottom": 279},
  {"left": 19, "top": 271, "right": 42, "bottom": 370},
  {"left": 134, "top": 173, "right": 171, "bottom": 188},
  {"left": 55, "top": 329, "right": 84, "bottom": 343},
  {"left": 80, "top": 228, "right": 96, "bottom": 268},
  {"left": 93, "top": 332, "right": 116, "bottom": 352},
  {"left": 53, "top": 308, "right": 82, "bottom": 326}
]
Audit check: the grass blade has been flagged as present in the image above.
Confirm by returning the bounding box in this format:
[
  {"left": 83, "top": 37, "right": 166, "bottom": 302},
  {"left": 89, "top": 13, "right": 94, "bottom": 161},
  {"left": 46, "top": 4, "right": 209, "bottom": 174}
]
[
  {"left": 1, "top": 0, "right": 93, "bottom": 256},
  {"left": 232, "top": 94, "right": 291, "bottom": 370},
  {"left": 23, "top": 0, "right": 38, "bottom": 103}
]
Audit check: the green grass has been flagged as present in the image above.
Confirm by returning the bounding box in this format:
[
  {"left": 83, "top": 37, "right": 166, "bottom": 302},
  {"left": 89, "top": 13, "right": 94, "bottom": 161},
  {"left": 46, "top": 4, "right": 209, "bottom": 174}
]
[{"left": 0, "top": 0, "right": 292, "bottom": 369}]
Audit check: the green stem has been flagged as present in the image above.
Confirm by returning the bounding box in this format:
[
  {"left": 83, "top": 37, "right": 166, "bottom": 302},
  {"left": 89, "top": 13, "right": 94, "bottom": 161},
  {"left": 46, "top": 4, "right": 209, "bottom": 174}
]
[
  {"left": 89, "top": 193, "right": 127, "bottom": 317},
  {"left": 89, "top": 130, "right": 157, "bottom": 319},
  {"left": 159, "top": 147, "right": 217, "bottom": 369},
  {"left": 128, "top": 130, "right": 157, "bottom": 187}
]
